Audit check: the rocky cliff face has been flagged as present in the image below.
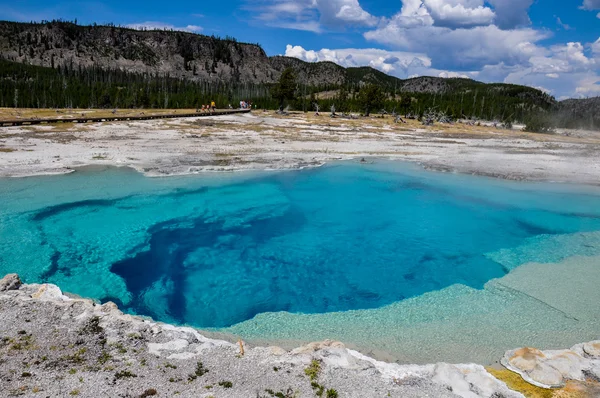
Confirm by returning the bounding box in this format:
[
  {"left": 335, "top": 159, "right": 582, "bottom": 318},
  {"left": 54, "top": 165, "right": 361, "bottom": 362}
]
[
  {"left": 0, "top": 21, "right": 375, "bottom": 89},
  {"left": 0, "top": 21, "right": 361, "bottom": 87},
  {"left": 0, "top": 21, "right": 277, "bottom": 83}
]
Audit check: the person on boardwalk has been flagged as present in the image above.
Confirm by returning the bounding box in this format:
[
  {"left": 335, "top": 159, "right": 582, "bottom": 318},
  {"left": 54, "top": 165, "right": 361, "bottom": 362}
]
[{"left": 211, "top": 101, "right": 216, "bottom": 112}]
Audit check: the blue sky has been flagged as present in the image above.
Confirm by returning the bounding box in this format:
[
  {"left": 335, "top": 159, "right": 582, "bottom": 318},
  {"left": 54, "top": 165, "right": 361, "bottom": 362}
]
[{"left": 1, "top": 0, "right": 599, "bottom": 99}]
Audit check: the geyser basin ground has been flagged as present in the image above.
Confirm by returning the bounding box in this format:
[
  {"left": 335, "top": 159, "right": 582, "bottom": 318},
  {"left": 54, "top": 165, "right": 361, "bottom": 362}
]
[{"left": 1, "top": 161, "right": 599, "bottom": 364}]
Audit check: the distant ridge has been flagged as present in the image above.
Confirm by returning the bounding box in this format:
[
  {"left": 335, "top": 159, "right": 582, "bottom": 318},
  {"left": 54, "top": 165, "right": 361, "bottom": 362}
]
[
  {"left": 0, "top": 20, "right": 598, "bottom": 129},
  {"left": 0, "top": 20, "right": 551, "bottom": 95}
]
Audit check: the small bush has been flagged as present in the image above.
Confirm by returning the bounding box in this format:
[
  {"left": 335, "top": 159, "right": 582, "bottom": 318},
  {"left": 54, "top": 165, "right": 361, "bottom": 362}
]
[
  {"left": 188, "top": 361, "right": 209, "bottom": 382},
  {"left": 304, "top": 360, "right": 321, "bottom": 381},
  {"left": 98, "top": 351, "right": 112, "bottom": 364},
  {"left": 62, "top": 348, "right": 87, "bottom": 364},
  {"left": 326, "top": 389, "right": 338, "bottom": 398},
  {"left": 79, "top": 316, "right": 103, "bottom": 335},
  {"left": 524, "top": 113, "right": 555, "bottom": 134},
  {"left": 311, "top": 382, "right": 324, "bottom": 397},
  {"left": 264, "top": 388, "right": 296, "bottom": 398},
  {"left": 115, "top": 370, "right": 137, "bottom": 379},
  {"left": 218, "top": 380, "right": 233, "bottom": 389},
  {"left": 140, "top": 389, "right": 157, "bottom": 397}
]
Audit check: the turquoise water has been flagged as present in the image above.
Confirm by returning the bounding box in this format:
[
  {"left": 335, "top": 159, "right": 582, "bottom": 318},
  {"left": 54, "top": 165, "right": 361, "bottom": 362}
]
[{"left": 1, "top": 162, "right": 600, "bottom": 337}]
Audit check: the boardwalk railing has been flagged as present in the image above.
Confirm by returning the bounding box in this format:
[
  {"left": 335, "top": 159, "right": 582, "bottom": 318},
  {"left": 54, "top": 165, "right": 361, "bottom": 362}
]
[{"left": 0, "top": 109, "right": 251, "bottom": 127}]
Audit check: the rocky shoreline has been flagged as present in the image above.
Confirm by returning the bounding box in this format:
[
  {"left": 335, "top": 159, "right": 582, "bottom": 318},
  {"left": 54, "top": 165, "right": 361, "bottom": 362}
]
[{"left": 1, "top": 274, "right": 599, "bottom": 397}]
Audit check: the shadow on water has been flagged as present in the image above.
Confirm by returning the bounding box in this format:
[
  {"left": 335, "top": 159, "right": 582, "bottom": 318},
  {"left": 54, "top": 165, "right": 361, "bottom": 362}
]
[
  {"left": 110, "top": 206, "right": 306, "bottom": 326},
  {"left": 31, "top": 199, "right": 121, "bottom": 221}
]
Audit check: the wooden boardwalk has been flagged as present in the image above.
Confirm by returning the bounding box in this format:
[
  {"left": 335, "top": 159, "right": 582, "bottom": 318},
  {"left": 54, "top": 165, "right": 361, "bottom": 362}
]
[{"left": 0, "top": 109, "right": 251, "bottom": 127}]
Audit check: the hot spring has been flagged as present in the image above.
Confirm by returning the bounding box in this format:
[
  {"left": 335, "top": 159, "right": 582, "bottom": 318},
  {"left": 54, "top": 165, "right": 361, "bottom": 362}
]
[{"left": 1, "top": 161, "right": 599, "bottom": 364}]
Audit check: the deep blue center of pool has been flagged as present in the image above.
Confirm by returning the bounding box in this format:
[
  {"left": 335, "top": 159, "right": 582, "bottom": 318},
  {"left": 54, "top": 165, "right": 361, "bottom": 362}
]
[{"left": 1, "top": 162, "right": 599, "bottom": 328}]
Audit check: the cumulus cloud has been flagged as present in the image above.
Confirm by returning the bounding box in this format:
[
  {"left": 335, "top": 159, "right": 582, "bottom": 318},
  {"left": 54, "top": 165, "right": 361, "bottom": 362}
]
[
  {"left": 246, "top": 0, "right": 378, "bottom": 32},
  {"left": 487, "top": 0, "right": 533, "bottom": 29},
  {"left": 494, "top": 40, "right": 598, "bottom": 99},
  {"left": 423, "top": 0, "right": 495, "bottom": 28},
  {"left": 393, "top": 0, "right": 533, "bottom": 29},
  {"left": 126, "top": 22, "right": 203, "bottom": 33},
  {"left": 268, "top": 0, "right": 599, "bottom": 98},
  {"left": 364, "top": 21, "right": 548, "bottom": 70},
  {"left": 551, "top": 42, "right": 594, "bottom": 67},
  {"left": 318, "top": 0, "right": 379, "bottom": 26},
  {"left": 593, "top": 38, "right": 600, "bottom": 54},
  {"left": 284, "top": 44, "right": 482, "bottom": 82},
  {"left": 249, "top": 0, "right": 322, "bottom": 32},
  {"left": 437, "top": 71, "right": 471, "bottom": 78},
  {"left": 284, "top": 45, "right": 432, "bottom": 74},
  {"left": 581, "top": 0, "right": 600, "bottom": 10},
  {"left": 284, "top": 37, "right": 600, "bottom": 99},
  {"left": 575, "top": 74, "right": 600, "bottom": 95}
]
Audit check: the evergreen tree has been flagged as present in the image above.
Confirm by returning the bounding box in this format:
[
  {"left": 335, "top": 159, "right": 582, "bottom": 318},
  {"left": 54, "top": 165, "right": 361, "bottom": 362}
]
[
  {"left": 271, "top": 68, "right": 297, "bottom": 110},
  {"left": 357, "top": 84, "right": 386, "bottom": 116}
]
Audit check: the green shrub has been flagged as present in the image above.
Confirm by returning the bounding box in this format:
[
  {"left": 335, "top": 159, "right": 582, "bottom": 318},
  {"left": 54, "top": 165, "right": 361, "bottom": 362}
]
[
  {"left": 304, "top": 360, "right": 321, "bottom": 381},
  {"left": 326, "top": 389, "right": 338, "bottom": 398}
]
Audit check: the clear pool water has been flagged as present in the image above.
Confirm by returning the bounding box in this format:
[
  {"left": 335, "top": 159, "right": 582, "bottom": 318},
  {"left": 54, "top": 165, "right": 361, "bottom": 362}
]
[{"left": 1, "top": 161, "right": 599, "bottom": 361}]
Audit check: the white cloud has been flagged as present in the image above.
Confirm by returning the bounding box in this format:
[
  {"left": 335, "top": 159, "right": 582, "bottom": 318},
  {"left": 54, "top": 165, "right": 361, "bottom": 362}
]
[
  {"left": 284, "top": 37, "right": 600, "bottom": 99},
  {"left": 423, "top": 0, "right": 495, "bottom": 28},
  {"left": 556, "top": 17, "right": 573, "bottom": 31},
  {"left": 271, "top": 20, "right": 323, "bottom": 33},
  {"left": 246, "top": 0, "right": 378, "bottom": 32},
  {"left": 390, "top": 0, "right": 533, "bottom": 29},
  {"left": 498, "top": 40, "right": 599, "bottom": 99},
  {"left": 364, "top": 21, "right": 548, "bottom": 70},
  {"left": 575, "top": 74, "right": 600, "bottom": 95},
  {"left": 126, "top": 22, "right": 203, "bottom": 33},
  {"left": 249, "top": 0, "right": 321, "bottom": 32},
  {"left": 581, "top": 0, "right": 600, "bottom": 10},
  {"left": 593, "top": 38, "right": 600, "bottom": 55},
  {"left": 438, "top": 71, "right": 470, "bottom": 78},
  {"left": 551, "top": 42, "right": 593, "bottom": 67},
  {"left": 284, "top": 45, "right": 432, "bottom": 75},
  {"left": 319, "top": 0, "right": 379, "bottom": 26},
  {"left": 284, "top": 44, "right": 483, "bottom": 82},
  {"left": 268, "top": 0, "right": 599, "bottom": 99},
  {"left": 487, "top": 0, "right": 533, "bottom": 29}
]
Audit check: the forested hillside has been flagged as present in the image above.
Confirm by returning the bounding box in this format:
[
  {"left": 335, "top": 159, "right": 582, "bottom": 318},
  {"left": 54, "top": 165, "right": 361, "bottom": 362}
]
[
  {"left": 1, "top": 20, "right": 598, "bottom": 129},
  {"left": 0, "top": 58, "right": 275, "bottom": 109}
]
